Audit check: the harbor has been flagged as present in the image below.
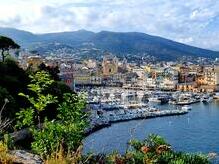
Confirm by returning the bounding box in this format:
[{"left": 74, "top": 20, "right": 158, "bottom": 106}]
[
  {"left": 83, "top": 87, "right": 217, "bottom": 106},
  {"left": 83, "top": 87, "right": 218, "bottom": 134},
  {"left": 84, "top": 99, "right": 219, "bottom": 157}
]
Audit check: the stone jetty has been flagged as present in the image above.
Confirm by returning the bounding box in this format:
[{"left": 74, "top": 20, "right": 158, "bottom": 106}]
[{"left": 86, "top": 109, "right": 188, "bottom": 134}]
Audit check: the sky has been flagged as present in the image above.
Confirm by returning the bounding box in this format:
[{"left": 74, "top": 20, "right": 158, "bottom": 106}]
[{"left": 0, "top": 0, "right": 219, "bottom": 50}]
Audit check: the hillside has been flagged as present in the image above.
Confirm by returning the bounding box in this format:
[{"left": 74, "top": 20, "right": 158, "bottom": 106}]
[{"left": 0, "top": 27, "right": 218, "bottom": 60}]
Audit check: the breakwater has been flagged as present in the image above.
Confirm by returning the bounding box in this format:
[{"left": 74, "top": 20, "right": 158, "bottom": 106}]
[{"left": 86, "top": 109, "right": 188, "bottom": 135}]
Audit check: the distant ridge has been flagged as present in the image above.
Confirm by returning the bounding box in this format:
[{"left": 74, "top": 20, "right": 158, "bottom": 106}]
[{"left": 0, "top": 27, "right": 219, "bottom": 60}]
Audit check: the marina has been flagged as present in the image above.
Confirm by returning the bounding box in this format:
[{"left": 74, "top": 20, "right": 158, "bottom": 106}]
[
  {"left": 84, "top": 99, "right": 219, "bottom": 156},
  {"left": 83, "top": 87, "right": 216, "bottom": 104},
  {"left": 81, "top": 86, "right": 219, "bottom": 159},
  {"left": 83, "top": 87, "right": 217, "bottom": 133}
]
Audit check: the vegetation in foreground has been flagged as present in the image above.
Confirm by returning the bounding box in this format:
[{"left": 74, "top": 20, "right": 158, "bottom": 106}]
[
  {"left": 0, "top": 133, "right": 210, "bottom": 164},
  {"left": 0, "top": 36, "right": 211, "bottom": 163}
]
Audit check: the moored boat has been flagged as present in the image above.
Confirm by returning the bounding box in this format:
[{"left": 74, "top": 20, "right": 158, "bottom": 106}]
[
  {"left": 201, "top": 95, "right": 213, "bottom": 103},
  {"left": 182, "top": 105, "right": 192, "bottom": 110},
  {"left": 175, "top": 95, "right": 199, "bottom": 105},
  {"left": 213, "top": 93, "right": 219, "bottom": 99},
  {"left": 148, "top": 96, "right": 168, "bottom": 104},
  {"left": 148, "top": 97, "right": 162, "bottom": 103}
]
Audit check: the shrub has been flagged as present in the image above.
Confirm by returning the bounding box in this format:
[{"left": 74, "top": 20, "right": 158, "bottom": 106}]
[
  {"left": 16, "top": 71, "right": 58, "bottom": 130},
  {"left": 126, "top": 134, "right": 209, "bottom": 164},
  {"left": 43, "top": 134, "right": 209, "bottom": 164},
  {"left": 16, "top": 71, "right": 88, "bottom": 157},
  {"left": 32, "top": 93, "right": 88, "bottom": 157},
  {"left": 0, "top": 141, "right": 13, "bottom": 163},
  {"left": 0, "top": 59, "right": 30, "bottom": 120},
  {"left": 31, "top": 120, "right": 64, "bottom": 156},
  {"left": 0, "top": 134, "right": 14, "bottom": 163}
]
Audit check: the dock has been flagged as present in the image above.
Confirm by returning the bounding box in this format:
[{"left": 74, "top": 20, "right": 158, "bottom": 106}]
[{"left": 86, "top": 109, "right": 188, "bottom": 135}]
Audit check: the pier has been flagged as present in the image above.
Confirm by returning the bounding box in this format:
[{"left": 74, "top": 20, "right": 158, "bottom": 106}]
[{"left": 86, "top": 109, "right": 188, "bottom": 135}]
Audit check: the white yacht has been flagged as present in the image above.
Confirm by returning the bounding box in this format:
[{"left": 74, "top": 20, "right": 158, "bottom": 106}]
[
  {"left": 182, "top": 105, "right": 192, "bottom": 110},
  {"left": 176, "top": 94, "right": 199, "bottom": 105},
  {"left": 201, "top": 95, "right": 213, "bottom": 103},
  {"left": 213, "top": 93, "right": 219, "bottom": 99},
  {"left": 148, "top": 97, "right": 161, "bottom": 103}
]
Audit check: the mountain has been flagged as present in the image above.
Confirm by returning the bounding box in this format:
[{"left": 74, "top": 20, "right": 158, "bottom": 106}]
[
  {"left": 37, "top": 30, "right": 95, "bottom": 45},
  {"left": 0, "top": 27, "right": 219, "bottom": 61},
  {"left": 0, "top": 27, "right": 37, "bottom": 47}
]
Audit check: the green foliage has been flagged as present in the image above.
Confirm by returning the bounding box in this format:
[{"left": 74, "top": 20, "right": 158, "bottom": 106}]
[
  {"left": 74, "top": 134, "right": 209, "bottom": 164},
  {"left": 57, "top": 93, "right": 88, "bottom": 151},
  {"left": 16, "top": 71, "right": 57, "bottom": 129},
  {"left": 126, "top": 134, "right": 209, "bottom": 164},
  {"left": 32, "top": 93, "right": 88, "bottom": 157},
  {"left": 0, "top": 59, "right": 30, "bottom": 121},
  {"left": 38, "top": 63, "right": 60, "bottom": 81},
  {"left": 0, "top": 138, "right": 13, "bottom": 163},
  {"left": 31, "top": 120, "right": 64, "bottom": 156},
  {"left": 144, "top": 134, "right": 168, "bottom": 150},
  {"left": 0, "top": 36, "right": 20, "bottom": 50},
  {"left": 26, "top": 68, "right": 73, "bottom": 121},
  {"left": 15, "top": 71, "right": 88, "bottom": 157},
  {"left": 57, "top": 93, "right": 87, "bottom": 123},
  {"left": 0, "top": 36, "right": 20, "bottom": 62},
  {"left": 3, "top": 134, "right": 14, "bottom": 150},
  {"left": 16, "top": 107, "right": 34, "bottom": 129},
  {"left": 27, "top": 71, "right": 55, "bottom": 93},
  {"left": 0, "top": 57, "right": 73, "bottom": 128},
  {"left": 129, "top": 139, "right": 143, "bottom": 150}
]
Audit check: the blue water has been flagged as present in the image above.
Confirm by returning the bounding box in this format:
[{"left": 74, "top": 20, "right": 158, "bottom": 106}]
[{"left": 84, "top": 100, "right": 219, "bottom": 155}]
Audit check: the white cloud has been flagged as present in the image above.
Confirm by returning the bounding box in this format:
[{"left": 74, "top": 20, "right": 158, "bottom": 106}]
[
  {"left": 177, "top": 37, "right": 194, "bottom": 44},
  {"left": 0, "top": 0, "right": 219, "bottom": 50}
]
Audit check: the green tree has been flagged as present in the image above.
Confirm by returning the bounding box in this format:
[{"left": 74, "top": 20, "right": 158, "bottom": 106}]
[
  {"left": 31, "top": 93, "right": 88, "bottom": 157},
  {"left": 16, "top": 71, "right": 57, "bottom": 129},
  {"left": 0, "top": 36, "right": 20, "bottom": 62},
  {"left": 57, "top": 93, "right": 88, "bottom": 150},
  {"left": 0, "top": 59, "right": 30, "bottom": 120},
  {"left": 16, "top": 71, "right": 88, "bottom": 157},
  {"left": 38, "top": 63, "right": 60, "bottom": 81}
]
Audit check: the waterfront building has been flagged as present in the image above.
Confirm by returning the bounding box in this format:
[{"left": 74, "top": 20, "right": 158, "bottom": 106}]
[
  {"left": 160, "top": 78, "right": 177, "bottom": 90},
  {"left": 74, "top": 69, "right": 91, "bottom": 85},
  {"left": 196, "top": 65, "right": 219, "bottom": 92},
  {"left": 145, "top": 77, "right": 156, "bottom": 89},
  {"left": 124, "top": 72, "right": 139, "bottom": 85},
  {"left": 215, "top": 65, "right": 219, "bottom": 84},
  {"left": 90, "top": 75, "right": 102, "bottom": 85},
  {"left": 178, "top": 66, "right": 196, "bottom": 83},
  {"left": 214, "top": 65, "right": 219, "bottom": 91},
  {"left": 176, "top": 82, "right": 198, "bottom": 92}
]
